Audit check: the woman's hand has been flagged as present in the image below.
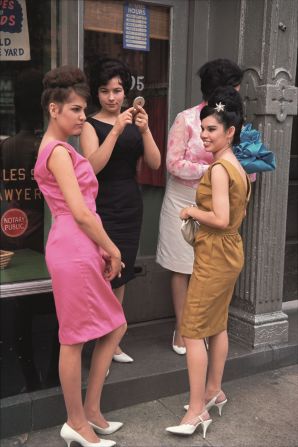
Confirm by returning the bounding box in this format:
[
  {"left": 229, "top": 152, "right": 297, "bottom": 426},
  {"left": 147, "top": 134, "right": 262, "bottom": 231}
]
[
  {"left": 180, "top": 207, "right": 192, "bottom": 220},
  {"left": 103, "top": 252, "right": 125, "bottom": 281},
  {"left": 113, "top": 107, "right": 134, "bottom": 136},
  {"left": 134, "top": 106, "right": 149, "bottom": 134}
]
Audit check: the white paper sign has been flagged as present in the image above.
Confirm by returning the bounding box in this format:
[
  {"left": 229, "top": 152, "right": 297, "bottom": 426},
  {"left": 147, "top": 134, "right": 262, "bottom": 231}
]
[{"left": 0, "top": 0, "right": 31, "bottom": 61}]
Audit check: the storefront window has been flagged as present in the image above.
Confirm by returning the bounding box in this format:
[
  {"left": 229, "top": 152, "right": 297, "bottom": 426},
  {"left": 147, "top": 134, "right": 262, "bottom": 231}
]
[
  {"left": 84, "top": 0, "right": 170, "bottom": 255},
  {"left": 0, "top": 0, "right": 55, "bottom": 286},
  {"left": 0, "top": 0, "right": 61, "bottom": 399}
]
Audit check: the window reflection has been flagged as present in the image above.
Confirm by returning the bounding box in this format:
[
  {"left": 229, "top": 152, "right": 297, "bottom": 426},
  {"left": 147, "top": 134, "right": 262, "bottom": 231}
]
[
  {"left": 0, "top": 0, "right": 52, "bottom": 283},
  {"left": 1, "top": 68, "right": 44, "bottom": 254},
  {"left": 0, "top": 0, "right": 59, "bottom": 398}
]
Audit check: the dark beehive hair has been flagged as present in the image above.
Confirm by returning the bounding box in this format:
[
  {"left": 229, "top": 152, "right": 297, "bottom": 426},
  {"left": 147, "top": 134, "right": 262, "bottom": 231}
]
[
  {"left": 41, "top": 65, "right": 89, "bottom": 113},
  {"left": 200, "top": 86, "right": 244, "bottom": 145},
  {"left": 198, "top": 58, "right": 244, "bottom": 101}
]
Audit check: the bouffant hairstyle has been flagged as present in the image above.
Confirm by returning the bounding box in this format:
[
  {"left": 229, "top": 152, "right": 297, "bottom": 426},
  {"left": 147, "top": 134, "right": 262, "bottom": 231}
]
[
  {"left": 41, "top": 66, "right": 89, "bottom": 114},
  {"left": 200, "top": 86, "right": 244, "bottom": 145},
  {"left": 89, "top": 58, "right": 132, "bottom": 106},
  {"left": 198, "top": 59, "right": 243, "bottom": 101}
]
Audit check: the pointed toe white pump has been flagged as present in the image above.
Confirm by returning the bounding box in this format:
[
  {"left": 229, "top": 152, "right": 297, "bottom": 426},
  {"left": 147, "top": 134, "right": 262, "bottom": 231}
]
[
  {"left": 112, "top": 352, "right": 134, "bottom": 363},
  {"left": 60, "top": 423, "right": 116, "bottom": 447},
  {"left": 172, "top": 330, "right": 186, "bottom": 355},
  {"left": 88, "top": 421, "right": 123, "bottom": 435},
  {"left": 166, "top": 411, "right": 212, "bottom": 439}
]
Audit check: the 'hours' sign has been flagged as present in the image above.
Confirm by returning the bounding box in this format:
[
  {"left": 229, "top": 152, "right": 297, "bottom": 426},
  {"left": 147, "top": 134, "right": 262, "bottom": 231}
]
[{"left": 123, "top": 3, "right": 150, "bottom": 52}]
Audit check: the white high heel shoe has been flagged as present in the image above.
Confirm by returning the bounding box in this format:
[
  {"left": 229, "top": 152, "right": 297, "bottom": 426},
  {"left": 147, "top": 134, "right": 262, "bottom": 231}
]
[
  {"left": 184, "top": 391, "right": 228, "bottom": 416},
  {"left": 60, "top": 423, "right": 116, "bottom": 447},
  {"left": 166, "top": 411, "right": 212, "bottom": 439},
  {"left": 205, "top": 392, "right": 228, "bottom": 416},
  {"left": 172, "top": 330, "right": 186, "bottom": 355},
  {"left": 89, "top": 421, "right": 123, "bottom": 435},
  {"left": 112, "top": 352, "right": 134, "bottom": 363}
]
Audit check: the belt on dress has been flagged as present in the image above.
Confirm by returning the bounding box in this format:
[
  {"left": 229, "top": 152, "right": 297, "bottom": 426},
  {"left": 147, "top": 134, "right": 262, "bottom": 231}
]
[{"left": 199, "top": 225, "right": 240, "bottom": 236}]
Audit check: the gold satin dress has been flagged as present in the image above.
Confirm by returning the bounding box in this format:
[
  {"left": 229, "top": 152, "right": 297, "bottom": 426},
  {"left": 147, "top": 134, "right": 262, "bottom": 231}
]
[{"left": 180, "top": 159, "right": 251, "bottom": 339}]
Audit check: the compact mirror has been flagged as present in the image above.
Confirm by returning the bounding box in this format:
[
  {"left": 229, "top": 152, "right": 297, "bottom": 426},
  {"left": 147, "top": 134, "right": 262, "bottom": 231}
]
[{"left": 133, "top": 96, "right": 145, "bottom": 109}]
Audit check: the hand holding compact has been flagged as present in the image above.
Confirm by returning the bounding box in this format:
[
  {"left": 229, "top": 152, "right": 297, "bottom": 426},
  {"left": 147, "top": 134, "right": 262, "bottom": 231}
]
[
  {"left": 113, "top": 107, "right": 134, "bottom": 136},
  {"left": 134, "top": 105, "right": 149, "bottom": 134}
]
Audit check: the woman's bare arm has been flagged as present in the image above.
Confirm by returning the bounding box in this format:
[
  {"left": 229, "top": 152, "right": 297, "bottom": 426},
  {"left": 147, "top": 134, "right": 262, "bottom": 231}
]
[{"left": 180, "top": 164, "right": 230, "bottom": 229}]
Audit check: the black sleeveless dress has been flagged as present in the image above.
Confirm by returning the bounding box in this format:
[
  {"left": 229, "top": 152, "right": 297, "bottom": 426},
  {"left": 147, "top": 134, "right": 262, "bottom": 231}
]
[{"left": 87, "top": 117, "right": 144, "bottom": 288}]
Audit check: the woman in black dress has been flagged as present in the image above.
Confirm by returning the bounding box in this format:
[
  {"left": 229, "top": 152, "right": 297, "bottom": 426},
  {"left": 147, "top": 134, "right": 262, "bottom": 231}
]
[{"left": 80, "top": 58, "right": 160, "bottom": 362}]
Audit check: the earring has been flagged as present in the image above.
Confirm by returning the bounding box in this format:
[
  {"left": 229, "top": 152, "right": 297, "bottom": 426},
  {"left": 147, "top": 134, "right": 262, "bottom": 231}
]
[{"left": 49, "top": 103, "right": 56, "bottom": 117}]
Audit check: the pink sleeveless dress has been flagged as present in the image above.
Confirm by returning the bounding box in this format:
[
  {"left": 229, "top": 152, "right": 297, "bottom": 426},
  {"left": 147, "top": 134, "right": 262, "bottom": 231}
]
[{"left": 34, "top": 140, "right": 126, "bottom": 345}]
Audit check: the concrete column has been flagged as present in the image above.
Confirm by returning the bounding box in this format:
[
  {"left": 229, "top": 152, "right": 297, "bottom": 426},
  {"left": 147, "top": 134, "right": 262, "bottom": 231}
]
[{"left": 228, "top": 0, "right": 298, "bottom": 347}]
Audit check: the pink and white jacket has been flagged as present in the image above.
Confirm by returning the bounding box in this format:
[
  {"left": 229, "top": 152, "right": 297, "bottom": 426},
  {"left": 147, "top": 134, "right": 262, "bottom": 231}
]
[{"left": 166, "top": 102, "right": 213, "bottom": 189}]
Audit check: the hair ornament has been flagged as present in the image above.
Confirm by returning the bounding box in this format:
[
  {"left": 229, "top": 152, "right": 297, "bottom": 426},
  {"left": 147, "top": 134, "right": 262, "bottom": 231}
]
[{"left": 214, "top": 102, "right": 225, "bottom": 112}]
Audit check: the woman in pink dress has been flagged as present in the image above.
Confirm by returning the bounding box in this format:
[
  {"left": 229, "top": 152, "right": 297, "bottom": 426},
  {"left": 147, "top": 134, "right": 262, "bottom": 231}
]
[
  {"left": 34, "top": 66, "right": 127, "bottom": 447},
  {"left": 156, "top": 59, "right": 243, "bottom": 354}
]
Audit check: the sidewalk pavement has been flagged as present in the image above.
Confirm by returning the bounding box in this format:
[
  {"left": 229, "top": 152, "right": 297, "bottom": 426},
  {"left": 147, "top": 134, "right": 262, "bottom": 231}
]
[{"left": 2, "top": 364, "right": 297, "bottom": 447}]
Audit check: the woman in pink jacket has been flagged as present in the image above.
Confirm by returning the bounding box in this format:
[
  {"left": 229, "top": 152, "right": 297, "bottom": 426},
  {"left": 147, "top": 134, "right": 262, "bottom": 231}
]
[{"left": 156, "top": 59, "right": 243, "bottom": 353}]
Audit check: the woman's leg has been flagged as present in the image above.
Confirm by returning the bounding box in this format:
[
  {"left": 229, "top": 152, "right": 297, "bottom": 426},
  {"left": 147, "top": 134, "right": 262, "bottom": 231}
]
[
  {"left": 181, "top": 337, "right": 208, "bottom": 421},
  {"left": 59, "top": 343, "right": 99, "bottom": 442},
  {"left": 205, "top": 330, "right": 228, "bottom": 401},
  {"left": 113, "top": 285, "right": 125, "bottom": 306},
  {"left": 84, "top": 323, "right": 127, "bottom": 427},
  {"left": 171, "top": 272, "right": 189, "bottom": 347},
  {"left": 113, "top": 286, "right": 126, "bottom": 355}
]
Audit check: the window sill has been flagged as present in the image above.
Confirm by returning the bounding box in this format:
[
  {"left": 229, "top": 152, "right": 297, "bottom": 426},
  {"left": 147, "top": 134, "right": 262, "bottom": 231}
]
[
  {"left": 0, "top": 249, "right": 51, "bottom": 298},
  {"left": 0, "top": 278, "right": 52, "bottom": 298}
]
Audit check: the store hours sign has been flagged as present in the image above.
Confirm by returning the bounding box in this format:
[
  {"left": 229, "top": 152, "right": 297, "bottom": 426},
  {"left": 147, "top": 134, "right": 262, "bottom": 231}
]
[
  {"left": 123, "top": 3, "right": 150, "bottom": 52},
  {"left": 0, "top": 0, "right": 31, "bottom": 61}
]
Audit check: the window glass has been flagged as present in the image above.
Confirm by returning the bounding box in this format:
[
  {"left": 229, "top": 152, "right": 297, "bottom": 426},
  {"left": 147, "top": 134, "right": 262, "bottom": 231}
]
[
  {"left": 0, "top": 0, "right": 54, "bottom": 284},
  {"left": 0, "top": 0, "right": 60, "bottom": 401},
  {"left": 83, "top": 0, "right": 170, "bottom": 255}
]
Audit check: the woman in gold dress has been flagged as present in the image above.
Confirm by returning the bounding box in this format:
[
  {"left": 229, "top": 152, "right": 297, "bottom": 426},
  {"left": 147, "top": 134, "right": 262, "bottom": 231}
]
[{"left": 166, "top": 86, "right": 251, "bottom": 439}]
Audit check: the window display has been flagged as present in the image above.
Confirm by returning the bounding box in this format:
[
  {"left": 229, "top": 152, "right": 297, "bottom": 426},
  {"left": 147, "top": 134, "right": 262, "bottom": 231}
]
[{"left": 0, "top": 0, "right": 54, "bottom": 285}]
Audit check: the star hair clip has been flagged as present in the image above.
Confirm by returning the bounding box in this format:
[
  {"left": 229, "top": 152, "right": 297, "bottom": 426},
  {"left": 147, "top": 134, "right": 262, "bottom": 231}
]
[{"left": 214, "top": 102, "right": 225, "bottom": 112}]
